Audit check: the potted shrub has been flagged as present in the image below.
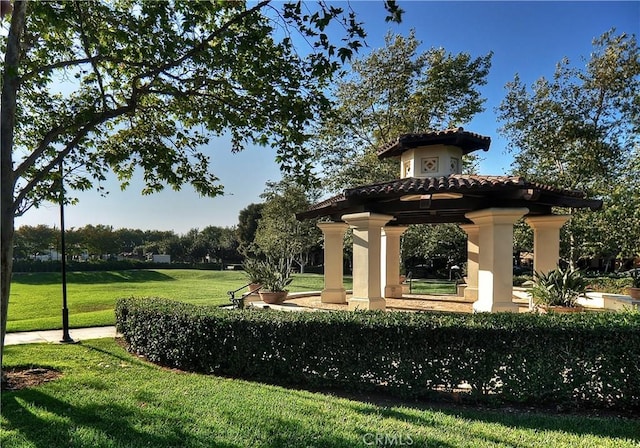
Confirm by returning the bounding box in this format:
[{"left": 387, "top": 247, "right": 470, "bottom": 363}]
[
  {"left": 530, "top": 266, "right": 589, "bottom": 313},
  {"left": 627, "top": 269, "right": 640, "bottom": 300},
  {"left": 258, "top": 257, "right": 293, "bottom": 304},
  {"left": 242, "top": 258, "right": 266, "bottom": 294}
]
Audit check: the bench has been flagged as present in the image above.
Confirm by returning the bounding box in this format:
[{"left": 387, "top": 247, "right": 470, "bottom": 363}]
[{"left": 227, "top": 283, "right": 262, "bottom": 309}]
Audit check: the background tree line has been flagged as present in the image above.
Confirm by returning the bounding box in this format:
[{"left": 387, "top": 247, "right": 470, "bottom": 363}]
[{"left": 13, "top": 224, "right": 240, "bottom": 265}]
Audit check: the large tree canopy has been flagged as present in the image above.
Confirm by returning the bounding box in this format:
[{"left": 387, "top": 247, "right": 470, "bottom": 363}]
[
  {"left": 0, "top": 0, "right": 402, "bottom": 376},
  {"left": 312, "top": 30, "right": 492, "bottom": 192},
  {"left": 497, "top": 29, "right": 640, "bottom": 266}
]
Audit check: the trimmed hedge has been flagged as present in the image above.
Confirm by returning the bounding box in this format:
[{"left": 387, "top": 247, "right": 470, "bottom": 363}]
[
  {"left": 116, "top": 297, "right": 640, "bottom": 411},
  {"left": 586, "top": 277, "right": 634, "bottom": 295},
  {"left": 12, "top": 259, "right": 225, "bottom": 273}
]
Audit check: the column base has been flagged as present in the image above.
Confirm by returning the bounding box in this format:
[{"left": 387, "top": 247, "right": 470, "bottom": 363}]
[
  {"left": 384, "top": 284, "right": 403, "bottom": 299},
  {"left": 348, "top": 297, "right": 386, "bottom": 311},
  {"left": 473, "top": 299, "right": 519, "bottom": 313},
  {"left": 464, "top": 287, "right": 478, "bottom": 300},
  {"left": 321, "top": 288, "right": 347, "bottom": 304}
]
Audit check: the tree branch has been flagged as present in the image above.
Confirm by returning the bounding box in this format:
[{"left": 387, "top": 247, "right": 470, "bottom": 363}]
[
  {"left": 13, "top": 103, "right": 134, "bottom": 210},
  {"left": 133, "top": 1, "right": 271, "bottom": 85},
  {"left": 75, "top": 1, "right": 108, "bottom": 110},
  {"left": 20, "top": 56, "right": 106, "bottom": 82}
]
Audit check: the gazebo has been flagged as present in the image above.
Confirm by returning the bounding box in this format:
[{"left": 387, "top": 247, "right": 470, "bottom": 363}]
[{"left": 297, "top": 128, "right": 602, "bottom": 312}]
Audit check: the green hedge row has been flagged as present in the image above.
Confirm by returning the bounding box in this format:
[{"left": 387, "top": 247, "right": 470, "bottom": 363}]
[
  {"left": 12, "top": 259, "right": 225, "bottom": 273},
  {"left": 116, "top": 297, "right": 640, "bottom": 411},
  {"left": 586, "top": 277, "right": 634, "bottom": 294}
]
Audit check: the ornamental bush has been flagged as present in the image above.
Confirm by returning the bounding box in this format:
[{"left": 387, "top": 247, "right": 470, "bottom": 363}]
[{"left": 116, "top": 297, "right": 640, "bottom": 411}]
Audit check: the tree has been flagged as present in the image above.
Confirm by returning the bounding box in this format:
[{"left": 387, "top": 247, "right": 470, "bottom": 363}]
[
  {"left": 254, "top": 178, "right": 322, "bottom": 273},
  {"left": 312, "top": 30, "right": 492, "bottom": 192},
  {"left": 0, "top": 0, "right": 403, "bottom": 376},
  {"left": 497, "top": 29, "right": 640, "bottom": 267},
  {"left": 114, "top": 228, "right": 148, "bottom": 255},
  {"left": 75, "top": 224, "right": 119, "bottom": 258},
  {"left": 573, "top": 148, "right": 640, "bottom": 270},
  {"left": 402, "top": 224, "right": 466, "bottom": 276},
  {"left": 13, "top": 224, "right": 58, "bottom": 260},
  {"left": 236, "top": 203, "right": 264, "bottom": 255}
]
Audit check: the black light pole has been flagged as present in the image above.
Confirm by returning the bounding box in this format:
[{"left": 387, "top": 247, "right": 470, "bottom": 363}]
[{"left": 59, "top": 161, "right": 74, "bottom": 343}]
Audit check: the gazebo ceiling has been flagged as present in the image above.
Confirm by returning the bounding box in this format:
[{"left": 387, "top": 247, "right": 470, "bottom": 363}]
[{"left": 297, "top": 174, "right": 603, "bottom": 225}]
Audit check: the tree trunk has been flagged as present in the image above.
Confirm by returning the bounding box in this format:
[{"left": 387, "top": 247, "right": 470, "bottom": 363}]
[
  {"left": 568, "top": 208, "right": 577, "bottom": 271},
  {"left": 0, "top": 215, "right": 15, "bottom": 377},
  {"left": 1, "top": 0, "right": 27, "bottom": 380},
  {"left": 568, "top": 230, "right": 576, "bottom": 271}
]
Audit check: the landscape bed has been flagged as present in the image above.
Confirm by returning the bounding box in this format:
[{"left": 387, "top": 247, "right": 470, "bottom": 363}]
[{"left": 116, "top": 297, "right": 640, "bottom": 412}]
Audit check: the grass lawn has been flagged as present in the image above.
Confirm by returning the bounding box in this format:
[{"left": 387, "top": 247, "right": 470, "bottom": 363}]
[
  {"left": 7, "top": 270, "right": 341, "bottom": 332},
  {"left": 8, "top": 269, "right": 458, "bottom": 333},
  {"left": 2, "top": 339, "right": 638, "bottom": 448},
  {"left": 408, "top": 279, "right": 458, "bottom": 295}
]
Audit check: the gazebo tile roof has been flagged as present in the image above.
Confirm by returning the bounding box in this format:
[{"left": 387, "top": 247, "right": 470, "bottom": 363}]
[
  {"left": 343, "top": 175, "right": 586, "bottom": 199},
  {"left": 308, "top": 193, "right": 346, "bottom": 211},
  {"left": 377, "top": 127, "right": 491, "bottom": 159},
  {"left": 297, "top": 174, "right": 602, "bottom": 223}
]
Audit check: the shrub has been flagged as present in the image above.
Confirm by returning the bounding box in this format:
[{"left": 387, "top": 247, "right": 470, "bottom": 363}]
[
  {"left": 586, "top": 277, "right": 634, "bottom": 294},
  {"left": 530, "top": 266, "right": 589, "bottom": 307},
  {"left": 116, "top": 297, "right": 640, "bottom": 411},
  {"left": 512, "top": 275, "right": 532, "bottom": 286}
]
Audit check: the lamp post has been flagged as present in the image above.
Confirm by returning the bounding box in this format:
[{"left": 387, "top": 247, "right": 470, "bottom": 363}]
[{"left": 59, "top": 161, "right": 74, "bottom": 343}]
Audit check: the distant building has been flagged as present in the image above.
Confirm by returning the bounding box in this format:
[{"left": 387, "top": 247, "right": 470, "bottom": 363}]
[
  {"left": 151, "top": 254, "right": 171, "bottom": 264},
  {"left": 33, "top": 250, "right": 62, "bottom": 262}
]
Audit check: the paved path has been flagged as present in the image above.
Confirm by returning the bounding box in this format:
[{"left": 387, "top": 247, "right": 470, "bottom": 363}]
[{"left": 5, "top": 326, "right": 120, "bottom": 346}]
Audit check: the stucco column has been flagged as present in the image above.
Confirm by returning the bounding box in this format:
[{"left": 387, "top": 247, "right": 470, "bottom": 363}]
[
  {"left": 525, "top": 215, "right": 570, "bottom": 276},
  {"left": 317, "top": 222, "right": 349, "bottom": 303},
  {"left": 342, "top": 212, "right": 394, "bottom": 310},
  {"left": 459, "top": 224, "right": 479, "bottom": 301},
  {"left": 465, "top": 208, "right": 529, "bottom": 312},
  {"left": 382, "top": 226, "right": 409, "bottom": 298}
]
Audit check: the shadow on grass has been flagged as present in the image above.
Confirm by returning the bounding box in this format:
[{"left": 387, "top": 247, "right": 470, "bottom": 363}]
[
  {"left": 199, "top": 369, "right": 640, "bottom": 444},
  {"left": 4, "top": 339, "right": 638, "bottom": 447},
  {"left": 1, "top": 389, "right": 244, "bottom": 448},
  {"left": 12, "top": 270, "right": 175, "bottom": 285},
  {"left": 307, "top": 386, "right": 640, "bottom": 443}
]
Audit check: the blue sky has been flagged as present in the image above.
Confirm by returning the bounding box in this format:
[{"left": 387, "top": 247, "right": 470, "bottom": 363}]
[{"left": 16, "top": 1, "right": 639, "bottom": 234}]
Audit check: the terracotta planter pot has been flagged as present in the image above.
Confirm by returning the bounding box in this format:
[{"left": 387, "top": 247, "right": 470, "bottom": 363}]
[
  {"left": 247, "top": 283, "right": 262, "bottom": 295},
  {"left": 627, "top": 287, "right": 640, "bottom": 300},
  {"left": 259, "top": 291, "right": 288, "bottom": 304}
]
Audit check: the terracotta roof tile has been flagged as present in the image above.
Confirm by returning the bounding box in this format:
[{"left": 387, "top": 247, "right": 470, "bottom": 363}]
[
  {"left": 307, "top": 193, "right": 346, "bottom": 211},
  {"left": 377, "top": 127, "right": 491, "bottom": 159},
  {"left": 344, "top": 175, "right": 586, "bottom": 198}
]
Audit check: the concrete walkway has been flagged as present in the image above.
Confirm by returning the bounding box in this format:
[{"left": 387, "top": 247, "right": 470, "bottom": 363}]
[{"left": 5, "top": 326, "right": 120, "bottom": 346}]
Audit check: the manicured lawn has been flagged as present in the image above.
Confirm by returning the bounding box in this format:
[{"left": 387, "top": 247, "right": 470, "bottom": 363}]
[
  {"left": 7, "top": 270, "right": 344, "bottom": 332},
  {"left": 2, "top": 339, "right": 638, "bottom": 448},
  {"left": 408, "top": 279, "right": 458, "bottom": 295},
  {"left": 8, "top": 270, "right": 460, "bottom": 333}
]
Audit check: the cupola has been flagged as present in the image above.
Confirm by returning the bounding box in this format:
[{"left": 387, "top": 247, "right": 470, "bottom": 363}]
[{"left": 377, "top": 127, "right": 491, "bottom": 179}]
